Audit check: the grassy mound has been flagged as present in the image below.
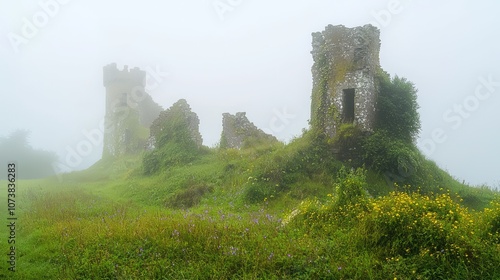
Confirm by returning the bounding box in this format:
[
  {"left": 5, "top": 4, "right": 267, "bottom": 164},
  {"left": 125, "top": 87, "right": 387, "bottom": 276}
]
[{"left": 2, "top": 129, "right": 498, "bottom": 279}]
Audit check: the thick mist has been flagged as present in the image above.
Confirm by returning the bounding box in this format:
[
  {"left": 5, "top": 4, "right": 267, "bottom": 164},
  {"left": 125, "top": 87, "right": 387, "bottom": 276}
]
[{"left": 0, "top": 0, "right": 498, "bottom": 186}]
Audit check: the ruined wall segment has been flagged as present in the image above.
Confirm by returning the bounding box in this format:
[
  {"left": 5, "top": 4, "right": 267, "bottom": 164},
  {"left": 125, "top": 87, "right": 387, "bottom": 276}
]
[
  {"left": 148, "top": 99, "right": 203, "bottom": 150},
  {"left": 220, "top": 112, "right": 278, "bottom": 149},
  {"left": 310, "top": 24, "right": 380, "bottom": 137}
]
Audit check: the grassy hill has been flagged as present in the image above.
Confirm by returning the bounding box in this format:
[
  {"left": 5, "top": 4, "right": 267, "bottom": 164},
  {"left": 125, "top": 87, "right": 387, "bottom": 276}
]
[{"left": 1, "top": 128, "right": 499, "bottom": 279}]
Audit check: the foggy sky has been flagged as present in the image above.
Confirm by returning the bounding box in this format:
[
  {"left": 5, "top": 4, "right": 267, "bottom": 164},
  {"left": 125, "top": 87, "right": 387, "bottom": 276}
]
[{"left": 1, "top": 0, "right": 499, "bottom": 187}]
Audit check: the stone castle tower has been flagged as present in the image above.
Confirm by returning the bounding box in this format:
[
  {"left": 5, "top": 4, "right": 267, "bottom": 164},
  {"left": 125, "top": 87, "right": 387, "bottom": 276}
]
[
  {"left": 310, "top": 24, "right": 380, "bottom": 137},
  {"left": 102, "top": 63, "right": 162, "bottom": 158}
]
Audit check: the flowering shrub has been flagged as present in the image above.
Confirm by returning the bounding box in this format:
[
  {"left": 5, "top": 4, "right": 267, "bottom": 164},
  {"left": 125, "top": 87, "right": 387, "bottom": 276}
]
[
  {"left": 282, "top": 167, "right": 369, "bottom": 231},
  {"left": 362, "top": 191, "right": 471, "bottom": 258},
  {"left": 282, "top": 184, "right": 500, "bottom": 278},
  {"left": 480, "top": 199, "right": 500, "bottom": 243}
]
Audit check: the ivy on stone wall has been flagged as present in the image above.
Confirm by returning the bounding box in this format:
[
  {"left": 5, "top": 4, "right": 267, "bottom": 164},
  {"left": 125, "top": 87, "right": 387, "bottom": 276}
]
[
  {"left": 143, "top": 99, "right": 203, "bottom": 175},
  {"left": 220, "top": 112, "right": 278, "bottom": 149}
]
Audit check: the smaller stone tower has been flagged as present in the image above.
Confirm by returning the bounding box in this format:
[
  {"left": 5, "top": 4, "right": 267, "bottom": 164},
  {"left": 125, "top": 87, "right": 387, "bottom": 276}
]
[
  {"left": 102, "top": 63, "right": 162, "bottom": 158},
  {"left": 103, "top": 63, "right": 146, "bottom": 116},
  {"left": 310, "top": 24, "right": 381, "bottom": 137}
]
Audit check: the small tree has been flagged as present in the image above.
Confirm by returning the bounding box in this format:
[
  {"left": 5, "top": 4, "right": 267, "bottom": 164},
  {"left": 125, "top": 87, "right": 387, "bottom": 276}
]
[{"left": 375, "top": 70, "right": 421, "bottom": 143}]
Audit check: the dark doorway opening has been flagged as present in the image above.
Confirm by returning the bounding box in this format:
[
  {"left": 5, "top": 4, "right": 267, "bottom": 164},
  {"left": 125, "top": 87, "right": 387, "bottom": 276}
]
[{"left": 342, "top": 88, "right": 355, "bottom": 123}]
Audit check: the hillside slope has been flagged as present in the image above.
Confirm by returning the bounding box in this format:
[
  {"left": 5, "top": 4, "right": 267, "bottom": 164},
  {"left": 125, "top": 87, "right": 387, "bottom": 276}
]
[{"left": 3, "top": 128, "right": 498, "bottom": 278}]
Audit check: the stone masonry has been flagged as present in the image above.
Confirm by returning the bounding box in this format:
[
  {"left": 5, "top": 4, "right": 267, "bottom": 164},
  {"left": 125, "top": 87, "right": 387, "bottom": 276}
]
[
  {"left": 310, "top": 24, "right": 380, "bottom": 137},
  {"left": 220, "top": 112, "right": 278, "bottom": 149},
  {"left": 148, "top": 99, "right": 203, "bottom": 150}
]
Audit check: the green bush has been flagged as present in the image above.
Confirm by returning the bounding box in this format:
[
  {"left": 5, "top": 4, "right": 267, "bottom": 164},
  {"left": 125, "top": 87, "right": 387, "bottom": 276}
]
[
  {"left": 362, "top": 192, "right": 467, "bottom": 257},
  {"left": 334, "top": 166, "right": 368, "bottom": 207},
  {"left": 481, "top": 199, "right": 500, "bottom": 243},
  {"left": 242, "top": 131, "right": 342, "bottom": 204},
  {"left": 330, "top": 123, "right": 365, "bottom": 165},
  {"left": 282, "top": 188, "right": 500, "bottom": 279},
  {"left": 166, "top": 184, "right": 213, "bottom": 208},
  {"left": 281, "top": 167, "right": 369, "bottom": 231},
  {"left": 375, "top": 70, "right": 421, "bottom": 143},
  {"left": 243, "top": 179, "right": 281, "bottom": 204},
  {"left": 142, "top": 150, "right": 161, "bottom": 175},
  {"left": 362, "top": 130, "right": 421, "bottom": 186},
  {"left": 142, "top": 99, "right": 204, "bottom": 175},
  {"left": 360, "top": 191, "right": 500, "bottom": 278},
  {"left": 142, "top": 142, "right": 201, "bottom": 175}
]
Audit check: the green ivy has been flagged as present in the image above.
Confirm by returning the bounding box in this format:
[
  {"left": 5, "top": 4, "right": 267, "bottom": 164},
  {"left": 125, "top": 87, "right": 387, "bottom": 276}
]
[
  {"left": 375, "top": 70, "right": 421, "bottom": 143},
  {"left": 143, "top": 100, "right": 203, "bottom": 175}
]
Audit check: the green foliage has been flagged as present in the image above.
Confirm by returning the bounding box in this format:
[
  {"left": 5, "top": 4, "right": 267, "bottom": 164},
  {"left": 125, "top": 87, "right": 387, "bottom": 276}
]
[
  {"left": 455, "top": 184, "right": 499, "bottom": 211},
  {"left": 309, "top": 32, "right": 330, "bottom": 130},
  {"left": 143, "top": 100, "right": 203, "bottom": 175},
  {"left": 280, "top": 167, "right": 369, "bottom": 232},
  {"left": 364, "top": 192, "right": 466, "bottom": 257},
  {"left": 362, "top": 130, "right": 421, "bottom": 182},
  {"left": 334, "top": 166, "right": 368, "bottom": 207},
  {"left": 150, "top": 104, "right": 199, "bottom": 150},
  {"left": 5, "top": 114, "right": 499, "bottom": 279},
  {"left": 142, "top": 150, "right": 161, "bottom": 175},
  {"left": 330, "top": 123, "right": 365, "bottom": 165},
  {"left": 166, "top": 183, "right": 214, "bottom": 209},
  {"left": 480, "top": 199, "right": 500, "bottom": 243},
  {"left": 375, "top": 70, "right": 421, "bottom": 143},
  {"left": 241, "top": 135, "right": 276, "bottom": 150},
  {"left": 142, "top": 141, "right": 202, "bottom": 175},
  {"left": 361, "top": 191, "right": 500, "bottom": 279},
  {"left": 243, "top": 131, "right": 341, "bottom": 203},
  {"left": 5, "top": 25, "right": 499, "bottom": 278},
  {"left": 243, "top": 180, "right": 282, "bottom": 204},
  {"left": 219, "top": 130, "right": 229, "bottom": 149},
  {"left": 361, "top": 131, "right": 475, "bottom": 196},
  {"left": 282, "top": 189, "right": 500, "bottom": 279}
]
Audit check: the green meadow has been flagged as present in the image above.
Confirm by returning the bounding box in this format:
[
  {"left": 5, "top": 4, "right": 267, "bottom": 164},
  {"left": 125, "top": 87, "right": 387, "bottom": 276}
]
[{"left": 1, "top": 129, "right": 499, "bottom": 279}]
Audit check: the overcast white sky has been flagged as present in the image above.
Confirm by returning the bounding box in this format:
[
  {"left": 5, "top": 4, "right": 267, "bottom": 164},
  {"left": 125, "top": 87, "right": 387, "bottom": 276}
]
[{"left": 1, "top": 0, "right": 499, "bottom": 187}]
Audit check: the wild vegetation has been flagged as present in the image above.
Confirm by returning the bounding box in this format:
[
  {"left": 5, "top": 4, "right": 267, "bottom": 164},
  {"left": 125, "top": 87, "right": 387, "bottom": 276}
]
[{"left": 1, "top": 74, "right": 498, "bottom": 279}]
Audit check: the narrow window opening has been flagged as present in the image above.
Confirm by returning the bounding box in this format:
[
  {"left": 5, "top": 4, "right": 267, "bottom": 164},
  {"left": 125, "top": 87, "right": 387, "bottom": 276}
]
[{"left": 342, "top": 88, "right": 355, "bottom": 123}]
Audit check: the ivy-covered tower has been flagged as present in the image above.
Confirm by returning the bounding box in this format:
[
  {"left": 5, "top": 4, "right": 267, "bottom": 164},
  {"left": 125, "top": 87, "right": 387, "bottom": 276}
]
[
  {"left": 310, "top": 24, "right": 380, "bottom": 137},
  {"left": 102, "top": 63, "right": 162, "bottom": 158}
]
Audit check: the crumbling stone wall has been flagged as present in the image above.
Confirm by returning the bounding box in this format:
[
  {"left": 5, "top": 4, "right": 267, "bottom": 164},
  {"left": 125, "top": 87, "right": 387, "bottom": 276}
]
[
  {"left": 148, "top": 99, "right": 203, "bottom": 150},
  {"left": 310, "top": 24, "right": 380, "bottom": 137},
  {"left": 102, "top": 63, "right": 162, "bottom": 158},
  {"left": 220, "top": 112, "right": 278, "bottom": 149}
]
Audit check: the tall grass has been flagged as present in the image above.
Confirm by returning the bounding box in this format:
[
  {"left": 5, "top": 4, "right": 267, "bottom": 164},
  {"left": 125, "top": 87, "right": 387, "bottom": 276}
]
[{"left": 3, "top": 136, "right": 498, "bottom": 278}]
